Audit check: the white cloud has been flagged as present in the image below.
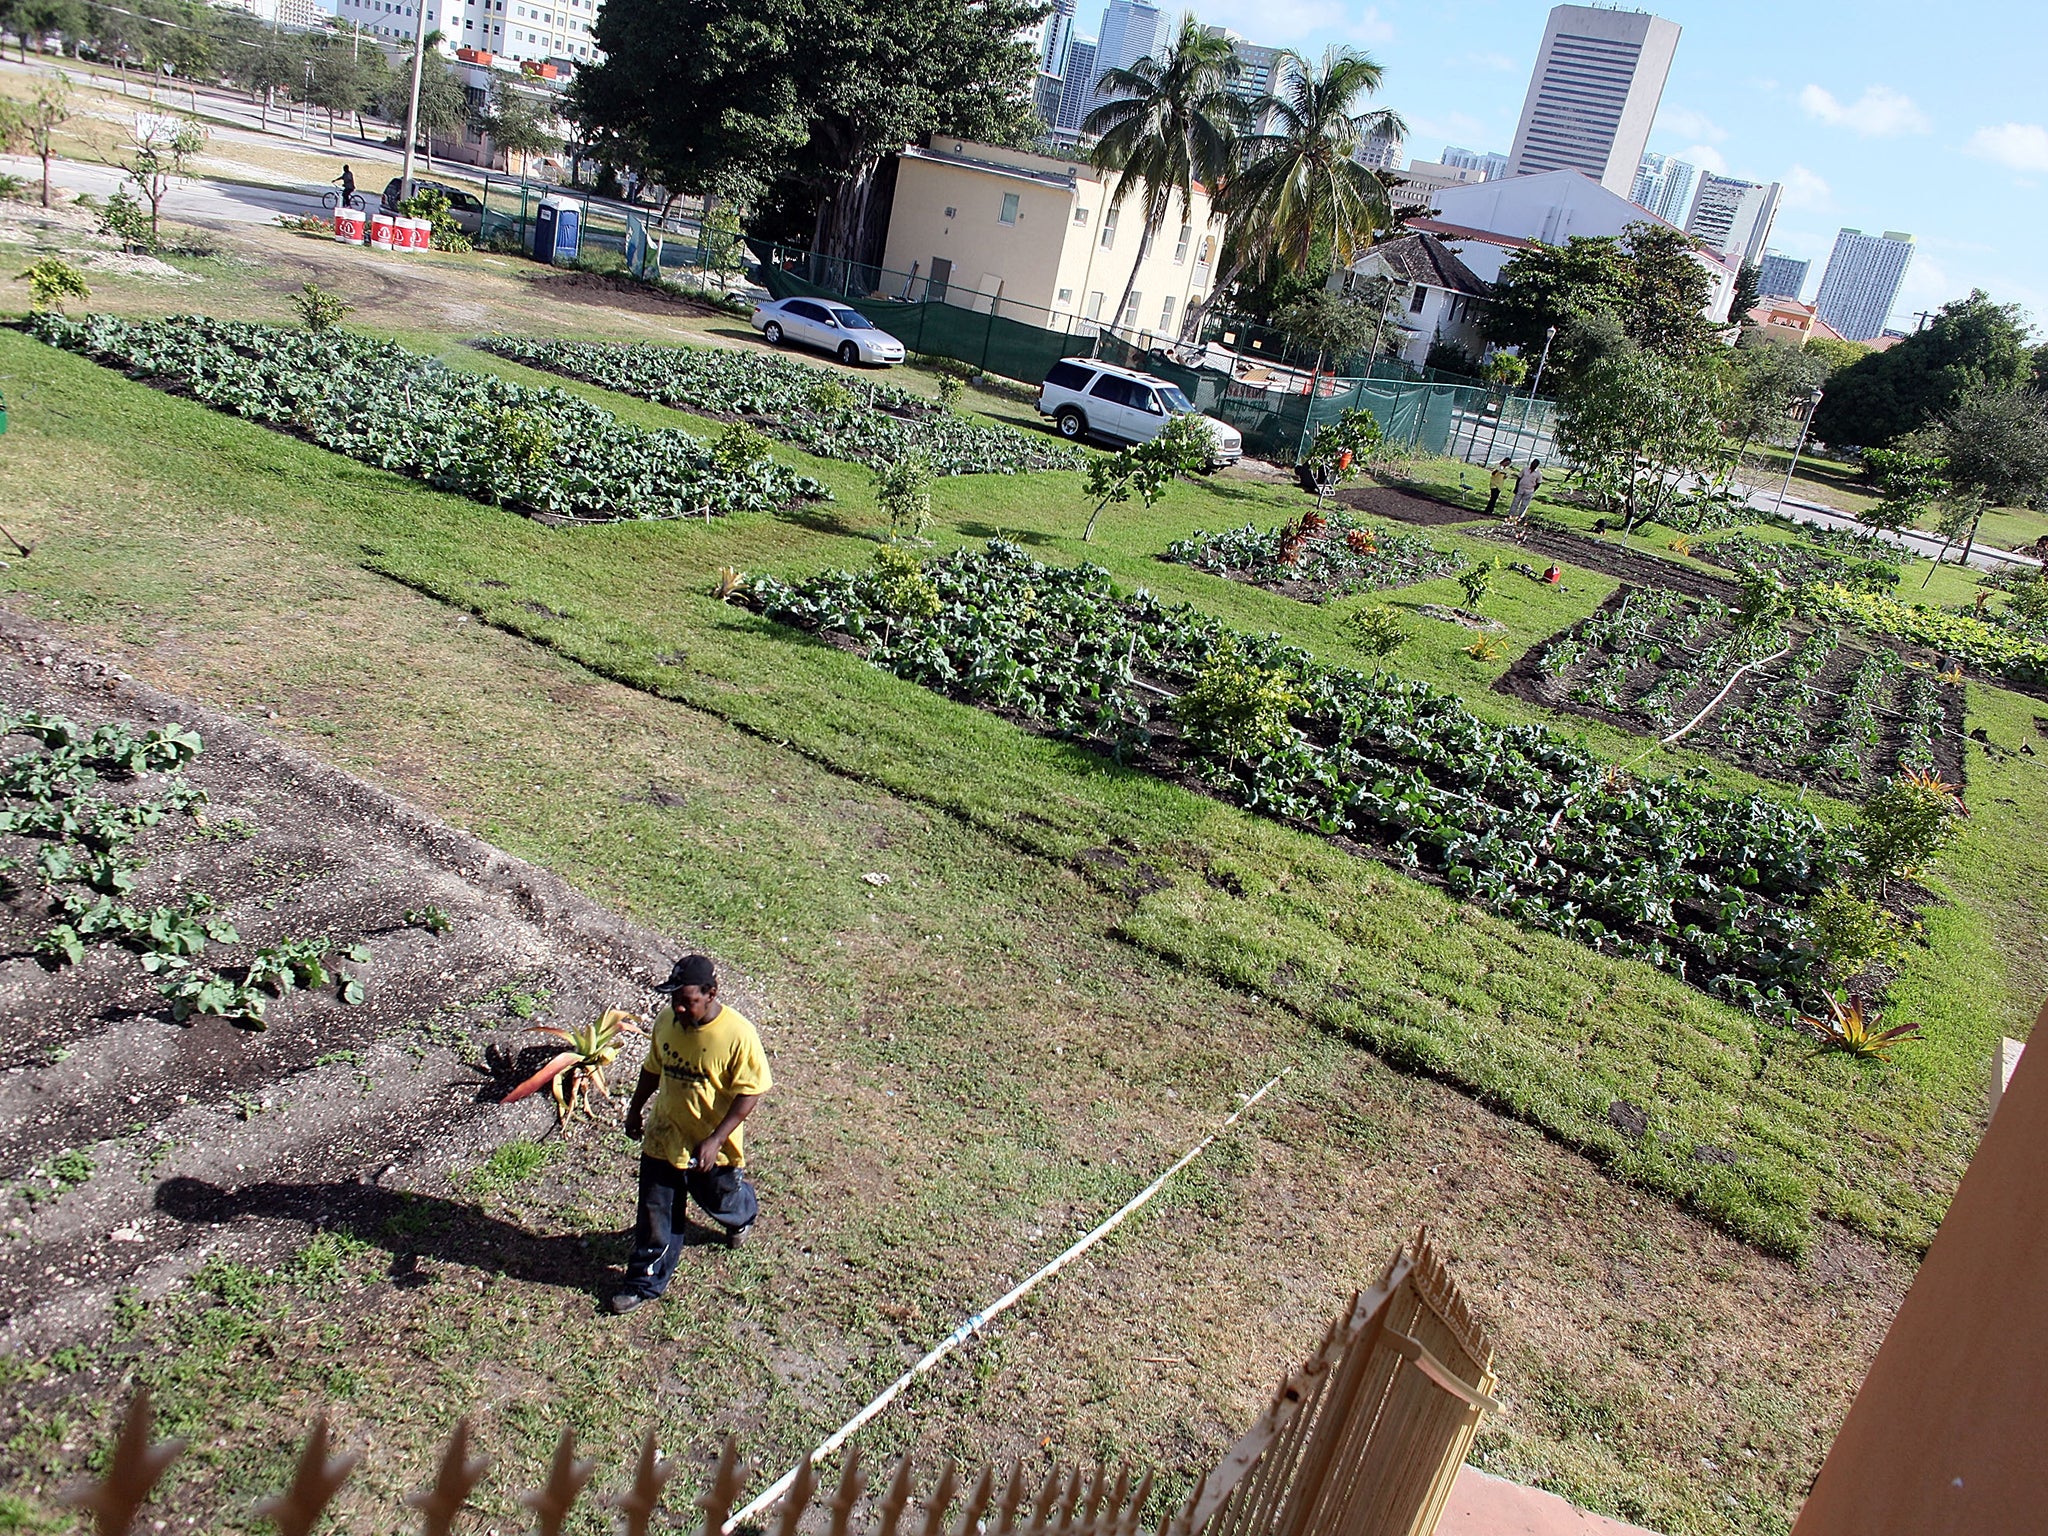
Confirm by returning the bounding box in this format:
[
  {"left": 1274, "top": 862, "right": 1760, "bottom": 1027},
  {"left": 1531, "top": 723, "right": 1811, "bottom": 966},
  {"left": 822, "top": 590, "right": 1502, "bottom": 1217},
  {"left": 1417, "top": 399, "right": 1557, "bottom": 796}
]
[
  {"left": 1462, "top": 51, "right": 1517, "bottom": 73},
  {"left": 1403, "top": 112, "right": 1498, "bottom": 152},
  {"left": 1966, "top": 123, "right": 2048, "bottom": 175},
  {"left": 1798, "top": 84, "right": 1931, "bottom": 137},
  {"left": 1678, "top": 143, "right": 1728, "bottom": 176},
  {"left": 1658, "top": 106, "right": 1726, "bottom": 144},
  {"left": 1780, "top": 164, "right": 1832, "bottom": 211}
]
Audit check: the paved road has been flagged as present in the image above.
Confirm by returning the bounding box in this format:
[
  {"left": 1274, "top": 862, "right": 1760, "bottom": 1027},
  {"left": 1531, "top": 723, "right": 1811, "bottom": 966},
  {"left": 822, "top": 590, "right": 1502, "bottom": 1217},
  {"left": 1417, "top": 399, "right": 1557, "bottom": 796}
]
[{"left": 2, "top": 151, "right": 332, "bottom": 225}]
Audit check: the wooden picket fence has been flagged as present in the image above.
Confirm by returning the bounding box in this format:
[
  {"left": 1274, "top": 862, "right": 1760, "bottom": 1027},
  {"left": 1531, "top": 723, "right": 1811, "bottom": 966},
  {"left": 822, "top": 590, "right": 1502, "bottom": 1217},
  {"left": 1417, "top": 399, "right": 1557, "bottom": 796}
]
[{"left": 62, "top": 1231, "right": 1493, "bottom": 1536}]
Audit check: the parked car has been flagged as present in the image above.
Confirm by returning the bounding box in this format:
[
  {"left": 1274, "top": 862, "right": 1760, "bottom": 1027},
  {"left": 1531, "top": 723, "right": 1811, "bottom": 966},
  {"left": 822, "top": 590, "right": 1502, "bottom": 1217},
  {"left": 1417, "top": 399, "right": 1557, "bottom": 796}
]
[
  {"left": 378, "top": 179, "right": 486, "bottom": 236},
  {"left": 750, "top": 297, "right": 906, "bottom": 366},
  {"left": 1036, "top": 358, "right": 1243, "bottom": 466}
]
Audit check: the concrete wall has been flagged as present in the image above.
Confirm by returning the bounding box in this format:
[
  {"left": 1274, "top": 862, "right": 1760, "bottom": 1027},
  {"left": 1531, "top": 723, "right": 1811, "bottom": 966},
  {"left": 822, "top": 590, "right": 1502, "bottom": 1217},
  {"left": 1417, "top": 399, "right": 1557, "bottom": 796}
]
[
  {"left": 1792, "top": 996, "right": 2048, "bottom": 1536},
  {"left": 881, "top": 138, "right": 1222, "bottom": 333}
]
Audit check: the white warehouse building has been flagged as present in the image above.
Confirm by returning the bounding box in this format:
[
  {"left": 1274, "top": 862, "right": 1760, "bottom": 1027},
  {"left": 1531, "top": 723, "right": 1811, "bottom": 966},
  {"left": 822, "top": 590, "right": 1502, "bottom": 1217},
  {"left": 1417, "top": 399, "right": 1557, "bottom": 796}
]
[{"left": 334, "top": 0, "right": 604, "bottom": 67}]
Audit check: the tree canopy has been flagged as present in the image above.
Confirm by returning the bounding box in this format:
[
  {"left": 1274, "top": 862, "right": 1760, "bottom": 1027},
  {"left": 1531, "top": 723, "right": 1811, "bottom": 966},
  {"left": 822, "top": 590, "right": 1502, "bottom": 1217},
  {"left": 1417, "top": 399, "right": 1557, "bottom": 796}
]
[
  {"left": 571, "top": 0, "right": 1041, "bottom": 259},
  {"left": 1811, "top": 290, "right": 2037, "bottom": 449},
  {"left": 1482, "top": 222, "right": 1717, "bottom": 376}
]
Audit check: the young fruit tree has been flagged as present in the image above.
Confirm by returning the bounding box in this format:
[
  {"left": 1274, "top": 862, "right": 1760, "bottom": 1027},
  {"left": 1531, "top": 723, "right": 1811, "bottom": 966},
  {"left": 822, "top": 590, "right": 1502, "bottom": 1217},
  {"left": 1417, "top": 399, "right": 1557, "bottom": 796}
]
[
  {"left": 1082, "top": 413, "right": 1212, "bottom": 542},
  {"left": 0, "top": 76, "right": 69, "bottom": 210},
  {"left": 1553, "top": 348, "right": 1731, "bottom": 533}
]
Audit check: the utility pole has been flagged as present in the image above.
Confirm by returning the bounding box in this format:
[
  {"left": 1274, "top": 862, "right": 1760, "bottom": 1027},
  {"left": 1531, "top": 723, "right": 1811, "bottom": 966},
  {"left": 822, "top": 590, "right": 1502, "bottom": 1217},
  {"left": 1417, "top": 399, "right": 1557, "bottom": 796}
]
[
  {"left": 400, "top": 0, "right": 430, "bottom": 200},
  {"left": 1912, "top": 309, "right": 1937, "bottom": 333}
]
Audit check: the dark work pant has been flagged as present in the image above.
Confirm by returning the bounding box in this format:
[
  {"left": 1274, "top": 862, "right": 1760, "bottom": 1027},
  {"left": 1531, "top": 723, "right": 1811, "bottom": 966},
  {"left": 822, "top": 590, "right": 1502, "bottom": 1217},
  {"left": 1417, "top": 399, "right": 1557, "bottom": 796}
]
[
  {"left": 1485, "top": 487, "right": 1501, "bottom": 514},
  {"left": 622, "top": 1155, "right": 760, "bottom": 1297}
]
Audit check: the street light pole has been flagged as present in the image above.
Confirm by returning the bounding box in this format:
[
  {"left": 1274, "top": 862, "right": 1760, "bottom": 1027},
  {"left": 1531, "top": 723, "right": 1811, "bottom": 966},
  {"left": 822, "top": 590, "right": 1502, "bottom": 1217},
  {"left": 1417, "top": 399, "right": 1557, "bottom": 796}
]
[
  {"left": 1774, "top": 386, "right": 1825, "bottom": 515},
  {"left": 400, "top": 0, "right": 431, "bottom": 201}
]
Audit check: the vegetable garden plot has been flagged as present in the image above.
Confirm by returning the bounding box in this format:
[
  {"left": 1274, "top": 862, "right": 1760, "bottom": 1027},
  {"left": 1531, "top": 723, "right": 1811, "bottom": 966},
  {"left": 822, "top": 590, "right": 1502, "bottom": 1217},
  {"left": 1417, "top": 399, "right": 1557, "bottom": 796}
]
[
  {"left": 1696, "top": 532, "right": 1902, "bottom": 594},
  {"left": 475, "top": 336, "right": 1087, "bottom": 476},
  {"left": 744, "top": 543, "right": 1848, "bottom": 1013},
  {"left": 1498, "top": 587, "right": 1967, "bottom": 799},
  {"left": 1164, "top": 506, "right": 1467, "bottom": 603},
  {"left": 24, "top": 314, "right": 827, "bottom": 524}
]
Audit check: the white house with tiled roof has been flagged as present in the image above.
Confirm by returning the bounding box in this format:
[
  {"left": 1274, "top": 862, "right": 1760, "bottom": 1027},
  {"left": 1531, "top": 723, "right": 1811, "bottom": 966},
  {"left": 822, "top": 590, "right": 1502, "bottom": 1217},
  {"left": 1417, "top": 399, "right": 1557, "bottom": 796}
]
[{"left": 1342, "top": 231, "right": 1491, "bottom": 368}]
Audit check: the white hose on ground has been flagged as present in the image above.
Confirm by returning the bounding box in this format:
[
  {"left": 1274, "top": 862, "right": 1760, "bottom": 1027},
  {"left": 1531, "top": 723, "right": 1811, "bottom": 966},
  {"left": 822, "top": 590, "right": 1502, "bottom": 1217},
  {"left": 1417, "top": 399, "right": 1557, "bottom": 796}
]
[{"left": 719, "top": 1068, "right": 1295, "bottom": 1533}]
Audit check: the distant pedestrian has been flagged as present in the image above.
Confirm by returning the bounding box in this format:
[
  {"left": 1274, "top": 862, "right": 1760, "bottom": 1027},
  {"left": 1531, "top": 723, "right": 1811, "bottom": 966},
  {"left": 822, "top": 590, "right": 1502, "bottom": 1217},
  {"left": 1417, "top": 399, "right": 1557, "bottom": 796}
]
[
  {"left": 336, "top": 164, "right": 356, "bottom": 206},
  {"left": 1486, "top": 457, "right": 1513, "bottom": 516},
  {"left": 1510, "top": 460, "right": 1543, "bottom": 521},
  {"left": 613, "top": 955, "right": 771, "bottom": 1314}
]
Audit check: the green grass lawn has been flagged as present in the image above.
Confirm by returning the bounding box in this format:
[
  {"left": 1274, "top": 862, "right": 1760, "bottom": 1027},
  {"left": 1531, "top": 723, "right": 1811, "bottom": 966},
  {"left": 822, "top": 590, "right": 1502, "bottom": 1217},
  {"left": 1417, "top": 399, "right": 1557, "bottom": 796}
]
[
  {"left": 4, "top": 275, "right": 2021, "bottom": 1536},
  {"left": 4, "top": 320, "right": 2040, "bottom": 1264}
]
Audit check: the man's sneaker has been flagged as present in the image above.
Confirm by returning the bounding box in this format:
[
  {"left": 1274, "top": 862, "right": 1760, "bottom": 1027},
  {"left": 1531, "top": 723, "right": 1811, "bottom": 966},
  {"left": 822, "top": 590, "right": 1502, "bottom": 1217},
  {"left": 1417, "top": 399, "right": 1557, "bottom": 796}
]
[{"left": 608, "top": 1290, "right": 652, "bottom": 1314}]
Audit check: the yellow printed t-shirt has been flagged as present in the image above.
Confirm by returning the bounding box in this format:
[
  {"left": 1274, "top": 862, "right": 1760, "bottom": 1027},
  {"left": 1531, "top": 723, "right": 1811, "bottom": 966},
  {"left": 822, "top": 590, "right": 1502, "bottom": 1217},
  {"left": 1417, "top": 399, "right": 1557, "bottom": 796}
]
[
  {"left": 1490, "top": 467, "right": 1508, "bottom": 491},
  {"left": 642, "top": 1003, "right": 772, "bottom": 1169}
]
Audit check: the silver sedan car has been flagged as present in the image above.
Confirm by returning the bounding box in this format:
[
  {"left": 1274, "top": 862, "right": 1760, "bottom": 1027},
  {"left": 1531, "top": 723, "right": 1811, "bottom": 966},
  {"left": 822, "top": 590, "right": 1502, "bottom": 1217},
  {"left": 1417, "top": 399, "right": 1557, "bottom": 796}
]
[{"left": 749, "top": 297, "right": 906, "bottom": 366}]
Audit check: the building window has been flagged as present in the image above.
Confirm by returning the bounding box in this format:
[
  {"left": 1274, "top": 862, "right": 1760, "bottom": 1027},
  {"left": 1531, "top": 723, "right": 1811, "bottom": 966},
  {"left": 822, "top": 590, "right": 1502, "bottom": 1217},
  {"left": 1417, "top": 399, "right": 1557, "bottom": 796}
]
[
  {"left": 1138, "top": 226, "right": 1154, "bottom": 259},
  {"left": 1197, "top": 236, "right": 1215, "bottom": 267},
  {"left": 999, "top": 192, "right": 1020, "bottom": 225},
  {"left": 1119, "top": 290, "right": 1141, "bottom": 328},
  {"left": 1085, "top": 291, "right": 1105, "bottom": 320},
  {"left": 1057, "top": 287, "right": 1074, "bottom": 303},
  {"left": 1099, "top": 207, "right": 1117, "bottom": 249},
  {"left": 1159, "top": 296, "right": 1176, "bottom": 331},
  {"left": 1173, "top": 224, "right": 1191, "bottom": 263},
  {"left": 1408, "top": 285, "right": 1427, "bottom": 313},
  {"left": 1072, "top": 206, "right": 1089, "bottom": 226}
]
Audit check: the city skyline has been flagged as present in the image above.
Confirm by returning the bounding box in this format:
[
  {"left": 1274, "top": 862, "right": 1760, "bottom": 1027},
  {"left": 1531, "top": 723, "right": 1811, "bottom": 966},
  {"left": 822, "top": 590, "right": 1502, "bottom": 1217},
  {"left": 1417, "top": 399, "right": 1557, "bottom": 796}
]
[{"left": 1180, "top": 0, "right": 2046, "bottom": 335}]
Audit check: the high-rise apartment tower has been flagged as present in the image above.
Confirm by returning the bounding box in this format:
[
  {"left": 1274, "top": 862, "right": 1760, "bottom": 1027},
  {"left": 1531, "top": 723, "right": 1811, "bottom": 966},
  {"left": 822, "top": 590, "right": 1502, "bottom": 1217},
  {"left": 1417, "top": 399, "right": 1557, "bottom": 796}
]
[
  {"left": 1755, "top": 251, "right": 1810, "bottom": 301},
  {"left": 1506, "top": 5, "right": 1682, "bottom": 197},
  {"left": 1813, "top": 229, "right": 1915, "bottom": 342},
  {"left": 1685, "top": 174, "right": 1782, "bottom": 269},
  {"left": 1630, "top": 151, "right": 1696, "bottom": 224}
]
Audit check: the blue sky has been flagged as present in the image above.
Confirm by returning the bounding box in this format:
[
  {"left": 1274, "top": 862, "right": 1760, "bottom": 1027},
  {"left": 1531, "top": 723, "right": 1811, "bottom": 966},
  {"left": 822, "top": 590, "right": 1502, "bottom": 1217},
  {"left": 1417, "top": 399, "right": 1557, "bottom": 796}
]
[{"left": 1179, "top": 0, "right": 2048, "bottom": 334}]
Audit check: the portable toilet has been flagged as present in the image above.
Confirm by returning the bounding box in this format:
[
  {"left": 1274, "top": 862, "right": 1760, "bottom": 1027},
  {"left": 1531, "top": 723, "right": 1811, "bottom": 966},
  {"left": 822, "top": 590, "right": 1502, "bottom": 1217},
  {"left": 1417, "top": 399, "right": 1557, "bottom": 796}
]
[{"left": 532, "top": 196, "right": 581, "bottom": 265}]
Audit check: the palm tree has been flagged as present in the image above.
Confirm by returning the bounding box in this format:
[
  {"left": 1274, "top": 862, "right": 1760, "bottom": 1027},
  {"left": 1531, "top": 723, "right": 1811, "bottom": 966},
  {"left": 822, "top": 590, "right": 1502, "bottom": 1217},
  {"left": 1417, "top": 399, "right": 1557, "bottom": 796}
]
[
  {"left": 1190, "top": 47, "right": 1404, "bottom": 339},
  {"left": 1081, "top": 16, "right": 1245, "bottom": 337}
]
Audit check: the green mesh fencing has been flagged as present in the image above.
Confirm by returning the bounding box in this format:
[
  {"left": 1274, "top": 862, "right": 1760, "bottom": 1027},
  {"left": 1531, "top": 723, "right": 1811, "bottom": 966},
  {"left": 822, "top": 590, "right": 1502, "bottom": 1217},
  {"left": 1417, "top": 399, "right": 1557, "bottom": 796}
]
[{"left": 755, "top": 240, "right": 1555, "bottom": 466}]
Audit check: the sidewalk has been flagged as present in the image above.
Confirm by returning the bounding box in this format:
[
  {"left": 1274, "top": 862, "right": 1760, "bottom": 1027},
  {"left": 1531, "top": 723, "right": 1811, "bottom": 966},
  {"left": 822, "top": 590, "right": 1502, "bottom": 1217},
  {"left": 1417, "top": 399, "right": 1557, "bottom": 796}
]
[{"left": 1440, "top": 1467, "right": 1666, "bottom": 1536}]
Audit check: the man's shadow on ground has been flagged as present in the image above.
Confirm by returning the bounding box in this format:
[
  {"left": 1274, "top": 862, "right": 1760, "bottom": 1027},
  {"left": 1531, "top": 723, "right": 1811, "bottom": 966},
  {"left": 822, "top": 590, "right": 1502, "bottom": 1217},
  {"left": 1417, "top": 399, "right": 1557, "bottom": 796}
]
[{"left": 154, "top": 1175, "right": 730, "bottom": 1308}]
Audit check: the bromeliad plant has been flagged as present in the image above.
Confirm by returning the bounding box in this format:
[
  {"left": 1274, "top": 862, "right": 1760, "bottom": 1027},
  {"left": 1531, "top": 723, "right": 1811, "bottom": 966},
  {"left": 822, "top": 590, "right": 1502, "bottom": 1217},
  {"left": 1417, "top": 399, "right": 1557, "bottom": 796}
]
[
  {"left": 1801, "top": 992, "right": 1922, "bottom": 1060},
  {"left": 506, "top": 1008, "right": 645, "bottom": 1125}
]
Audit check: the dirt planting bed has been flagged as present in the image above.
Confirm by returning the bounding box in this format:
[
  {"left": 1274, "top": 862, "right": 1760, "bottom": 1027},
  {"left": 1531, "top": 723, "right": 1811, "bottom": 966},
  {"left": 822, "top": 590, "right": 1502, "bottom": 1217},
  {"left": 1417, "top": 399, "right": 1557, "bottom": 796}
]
[
  {"left": 0, "top": 613, "right": 697, "bottom": 1353},
  {"left": 1479, "top": 520, "right": 1741, "bottom": 601},
  {"left": 1337, "top": 483, "right": 1488, "bottom": 527},
  {"left": 1496, "top": 586, "right": 1968, "bottom": 799}
]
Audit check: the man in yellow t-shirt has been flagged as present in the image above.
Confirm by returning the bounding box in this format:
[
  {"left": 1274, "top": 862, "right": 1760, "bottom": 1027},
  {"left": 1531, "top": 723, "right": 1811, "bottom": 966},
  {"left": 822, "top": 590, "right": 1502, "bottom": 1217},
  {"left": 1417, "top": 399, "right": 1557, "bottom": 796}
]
[{"left": 612, "top": 954, "right": 772, "bottom": 1314}]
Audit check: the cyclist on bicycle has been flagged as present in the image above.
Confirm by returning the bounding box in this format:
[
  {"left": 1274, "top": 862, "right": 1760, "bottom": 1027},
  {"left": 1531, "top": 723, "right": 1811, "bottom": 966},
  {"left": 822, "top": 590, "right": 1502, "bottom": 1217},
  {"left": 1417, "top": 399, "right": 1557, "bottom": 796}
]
[{"left": 335, "top": 165, "right": 356, "bottom": 206}]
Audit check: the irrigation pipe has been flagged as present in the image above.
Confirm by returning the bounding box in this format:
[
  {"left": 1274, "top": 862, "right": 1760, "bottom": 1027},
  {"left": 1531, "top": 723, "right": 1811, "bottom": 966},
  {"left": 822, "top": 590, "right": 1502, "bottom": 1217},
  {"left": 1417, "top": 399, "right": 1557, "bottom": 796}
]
[
  {"left": 1654, "top": 641, "right": 1796, "bottom": 751},
  {"left": 720, "top": 1068, "right": 1295, "bottom": 1534}
]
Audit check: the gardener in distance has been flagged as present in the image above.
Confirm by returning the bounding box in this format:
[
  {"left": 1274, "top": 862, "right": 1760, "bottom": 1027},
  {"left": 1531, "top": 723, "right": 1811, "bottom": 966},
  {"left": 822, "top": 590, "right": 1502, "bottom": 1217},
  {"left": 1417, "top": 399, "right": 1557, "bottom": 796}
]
[{"left": 612, "top": 955, "right": 771, "bottom": 1314}]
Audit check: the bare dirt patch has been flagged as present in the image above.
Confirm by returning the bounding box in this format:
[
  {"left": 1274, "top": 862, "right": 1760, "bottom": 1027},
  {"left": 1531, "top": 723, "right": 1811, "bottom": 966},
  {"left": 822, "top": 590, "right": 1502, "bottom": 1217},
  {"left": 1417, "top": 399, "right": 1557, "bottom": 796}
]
[
  {"left": 1481, "top": 520, "right": 1740, "bottom": 602},
  {"left": 1339, "top": 483, "right": 1487, "bottom": 527},
  {"left": 0, "top": 611, "right": 696, "bottom": 1353}
]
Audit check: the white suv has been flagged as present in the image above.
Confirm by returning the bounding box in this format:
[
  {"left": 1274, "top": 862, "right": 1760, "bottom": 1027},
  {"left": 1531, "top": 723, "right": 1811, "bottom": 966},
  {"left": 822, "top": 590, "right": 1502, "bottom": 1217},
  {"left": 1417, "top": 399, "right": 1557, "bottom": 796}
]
[{"left": 1037, "top": 359, "right": 1243, "bottom": 467}]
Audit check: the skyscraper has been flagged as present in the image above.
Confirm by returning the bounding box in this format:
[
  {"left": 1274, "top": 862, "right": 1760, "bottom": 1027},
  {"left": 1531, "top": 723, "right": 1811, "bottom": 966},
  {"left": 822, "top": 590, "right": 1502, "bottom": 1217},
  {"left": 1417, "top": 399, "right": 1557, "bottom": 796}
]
[
  {"left": 1442, "top": 146, "right": 1509, "bottom": 180},
  {"left": 1052, "top": 37, "right": 1100, "bottom": 136},
  {"left": 1630, "top": 150, "right": 1697, "bottom": 223},
  {"left": 1355, "top": 127, "right": 1404, "bottom": 171},
  {"left": 1814, "top": 229, "right": 1915, "bottom": 342},
  {"left": 1685, "top": 174, "right": 1782, "bottom": 269},
  {"left": 1201, "top": 26, "right": 1302, "bottom": 137},
  {"left": 1506, "top": 5, "right": 1682, "bottom": 197},
  {"left": 1756, "top": 251, "right": 1810, "bottom": 301},
  {"left": 1093, "top": 0, "right": 1163, "bottom": 94}
]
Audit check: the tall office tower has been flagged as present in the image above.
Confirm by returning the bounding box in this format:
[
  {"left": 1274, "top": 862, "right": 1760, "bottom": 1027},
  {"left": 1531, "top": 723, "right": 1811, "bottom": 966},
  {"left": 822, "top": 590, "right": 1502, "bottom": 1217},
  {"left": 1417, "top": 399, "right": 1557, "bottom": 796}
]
[
  {"left": 1685, "top": 174, "right": 1782, "bottom": 269},
  {"left": 1052, "top": 37, "right": 1100, "bottom": 135},
  {"left": 1355, "top": 127, "right": 1404, "bottom": 170},
  {"left": 1814, "top": 229, "right": 1915, "bottom": 342},
  {"left": 1629, "top": 150, "right": 1696, "bottom": 222},
  {"left": 1201, "top": 26, "right": 1302, "bottom": 136},
  {"left": 1093, "top": 0, "right": 1164, "bottom": 93},
  {"left": 1506, "top": 5, "right": 1682, "bottom": 196},
  {"left": 1442, "top": 146, "right": 1509, "bottom": 180},
  {"left": 1038, "top": 0, "right": 1078, "bottom": 74},
  {"left": 1755, "top": 250, "right": 1810, "bottom": 300}
]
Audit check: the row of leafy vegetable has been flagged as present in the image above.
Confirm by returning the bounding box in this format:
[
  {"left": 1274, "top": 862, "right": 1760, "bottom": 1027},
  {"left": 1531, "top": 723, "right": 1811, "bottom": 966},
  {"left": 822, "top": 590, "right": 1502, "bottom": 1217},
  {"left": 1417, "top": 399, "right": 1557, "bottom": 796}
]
[
  {"left": 1697, "top": 531, "right": 1902, "bottom": 594},
  {"left": 2, "top": 710, "right": 372, "bottom": 1025},
  {"left": 739, "top": 541, "right": 1908, "bottom": 1014},
  {"left": 24, "top": 314, "right": 827, "bottom": 524},
  {"left": 475, "top": 335, "right": 1086, "bottom": 477},
  {"left": 1531, "top": 587, "right": 1963, "bottom": 796},
  {"left": 1164, "top": 506, "right": 1466, "bottom": 601}
]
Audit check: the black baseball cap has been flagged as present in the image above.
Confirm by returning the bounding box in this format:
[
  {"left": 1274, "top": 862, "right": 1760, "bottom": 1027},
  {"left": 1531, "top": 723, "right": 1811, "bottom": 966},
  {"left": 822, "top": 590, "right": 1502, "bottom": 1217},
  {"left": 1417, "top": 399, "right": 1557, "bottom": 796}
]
[{"left": 654, "top": 954, "right": 718, "bottom": 993}]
